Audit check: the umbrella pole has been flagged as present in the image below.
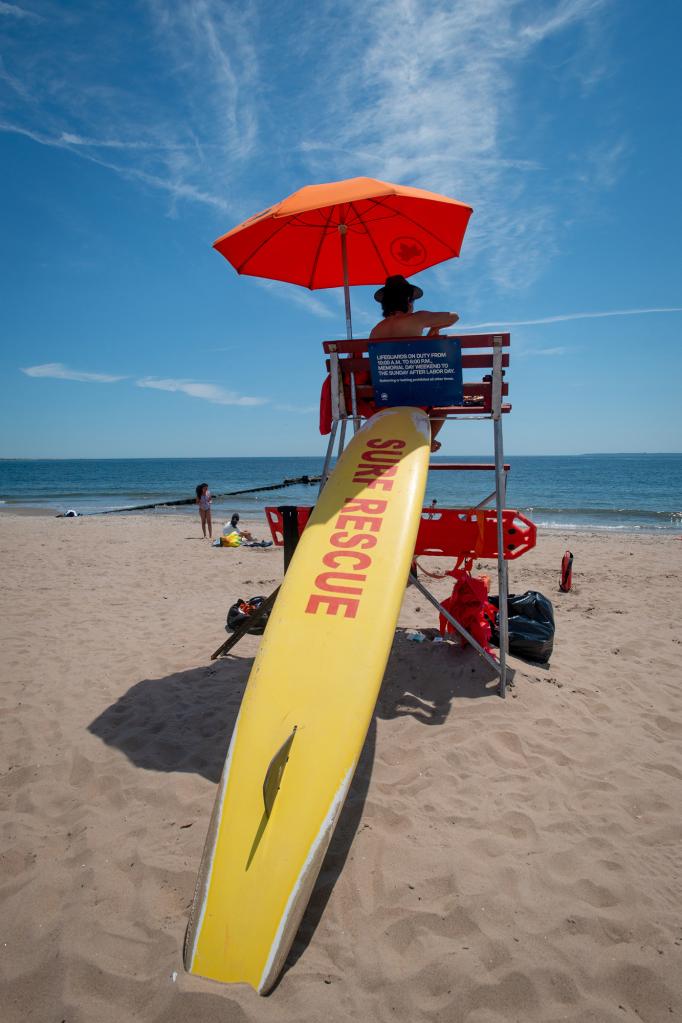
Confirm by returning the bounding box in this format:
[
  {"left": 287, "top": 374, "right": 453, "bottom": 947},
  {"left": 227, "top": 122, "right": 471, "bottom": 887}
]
[
  {"left": 339, "top": 224, "right": 353, "bottom": 340},
  {"left": 339, "top": 225, "right": 360, "bottom": 431}
]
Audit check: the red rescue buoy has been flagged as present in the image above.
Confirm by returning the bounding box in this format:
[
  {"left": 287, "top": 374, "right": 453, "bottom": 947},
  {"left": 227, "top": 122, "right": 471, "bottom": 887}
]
[{"left": 560, "top": 550, "right": 573, "bottom": 592}]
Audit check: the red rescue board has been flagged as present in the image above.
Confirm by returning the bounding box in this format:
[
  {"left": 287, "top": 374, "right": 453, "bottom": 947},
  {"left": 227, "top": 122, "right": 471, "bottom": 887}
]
[{"left": 266, "top": 506, "right": 536, "bottom": 561}]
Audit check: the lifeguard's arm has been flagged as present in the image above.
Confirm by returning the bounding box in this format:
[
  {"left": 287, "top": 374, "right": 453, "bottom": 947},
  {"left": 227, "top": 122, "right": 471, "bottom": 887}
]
[{"left": 411, "top": 310, "right": 459, "bottom": 331}]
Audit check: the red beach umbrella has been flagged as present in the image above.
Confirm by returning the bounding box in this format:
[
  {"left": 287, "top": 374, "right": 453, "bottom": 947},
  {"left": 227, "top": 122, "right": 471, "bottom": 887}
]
[{"left": 213, "top": 176, "right": 473, "bottom": 338}]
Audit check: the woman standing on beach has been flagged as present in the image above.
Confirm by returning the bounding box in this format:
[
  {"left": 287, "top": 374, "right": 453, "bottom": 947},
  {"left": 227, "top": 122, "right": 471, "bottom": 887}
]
[{"left": 195, "top": 483, "right": 213, "bottom": 539}]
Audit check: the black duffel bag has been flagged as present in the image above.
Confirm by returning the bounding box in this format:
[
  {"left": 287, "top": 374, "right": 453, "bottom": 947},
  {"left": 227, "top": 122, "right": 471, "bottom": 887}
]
[
  {"left": 226, "top": 595, "right": 269, "bottom": 635},
  {"left": 488, "top": 591, "right": 555, "bottom": 664}
]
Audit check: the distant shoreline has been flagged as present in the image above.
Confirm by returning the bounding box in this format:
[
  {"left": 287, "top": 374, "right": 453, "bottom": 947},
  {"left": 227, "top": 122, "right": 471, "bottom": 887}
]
[{"left": 0, "top": 505, "right": 677, "bottom": 537}]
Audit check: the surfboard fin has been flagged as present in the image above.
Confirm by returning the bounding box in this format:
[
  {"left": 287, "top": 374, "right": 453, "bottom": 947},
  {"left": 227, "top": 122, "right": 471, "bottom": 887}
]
[
  {"left": 263, "top": 726, "right": 297, "bottom": 818},
  {"left": 245, "top": 727, "right": 298, "bottom": 871}
]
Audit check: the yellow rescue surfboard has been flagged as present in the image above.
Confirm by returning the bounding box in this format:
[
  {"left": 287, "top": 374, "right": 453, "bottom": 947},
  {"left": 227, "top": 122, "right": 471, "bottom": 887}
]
[{"left": 184, "top": 407, "right": 431, "bottom": 993}]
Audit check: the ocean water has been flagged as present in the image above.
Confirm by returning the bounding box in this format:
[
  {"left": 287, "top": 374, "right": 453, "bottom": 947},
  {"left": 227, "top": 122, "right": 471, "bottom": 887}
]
[{"left": 0, "top": 454, "right": 681, "bottom": 533}]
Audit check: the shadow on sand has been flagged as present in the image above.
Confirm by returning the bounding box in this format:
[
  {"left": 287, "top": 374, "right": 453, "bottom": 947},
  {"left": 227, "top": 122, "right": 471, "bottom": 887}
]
[
  {"left": 376, "top": 627, "right": 513, "bottom": 724},
  {"left": 88, "top": 653, "right": 251, "bottom": 783}
]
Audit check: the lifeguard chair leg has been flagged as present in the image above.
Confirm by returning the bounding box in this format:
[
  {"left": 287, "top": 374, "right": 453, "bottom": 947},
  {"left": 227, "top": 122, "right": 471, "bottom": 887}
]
[
  {"left": 319, "top": 351, "right": 349, "bottom": 494},
  {"left": 492, "top": 335, "right": 509, "bottom": 697},
  {"left": 337, "top": 418, "right": 348, "bottom": 456},
  {"left": 320, "top": 422, "right": 338, "bottom": 494}
]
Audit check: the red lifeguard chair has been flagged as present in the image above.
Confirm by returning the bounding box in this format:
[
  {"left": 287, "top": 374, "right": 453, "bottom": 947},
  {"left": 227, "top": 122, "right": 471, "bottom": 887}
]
[{"left": 266, "top": 331, "right": 534, "bottom": 697}]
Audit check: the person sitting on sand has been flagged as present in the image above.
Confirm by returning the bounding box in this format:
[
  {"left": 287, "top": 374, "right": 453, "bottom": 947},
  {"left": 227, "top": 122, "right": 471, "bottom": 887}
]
[
  {"left": 370, "top": 275, "right": 459, "bottom": 452},
  {"left": 223, "top": 513, "right": 254, "bottom": 542},
  {"left": 195, "top": 483, "right": 213, "bottom": 540}
]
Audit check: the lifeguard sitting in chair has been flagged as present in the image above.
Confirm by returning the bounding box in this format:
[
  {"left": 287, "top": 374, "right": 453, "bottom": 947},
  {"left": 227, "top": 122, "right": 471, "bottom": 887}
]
[
  {"left": 320, "top": 274, "right": 459, "bottom": 449},
  {"left": 369, "top": 275, "right": 460, "bottom": 451}
]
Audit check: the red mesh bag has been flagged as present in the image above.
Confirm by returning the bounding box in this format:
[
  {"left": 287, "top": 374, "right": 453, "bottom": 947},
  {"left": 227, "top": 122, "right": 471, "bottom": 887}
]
[{"left": 439, "top": 568, "right": 496, "bottom": 653}]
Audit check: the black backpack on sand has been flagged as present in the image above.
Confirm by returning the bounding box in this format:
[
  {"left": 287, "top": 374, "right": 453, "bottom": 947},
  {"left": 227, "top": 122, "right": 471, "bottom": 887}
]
[{"left": 226, "top": 596, "right": 269, "bottom": 635}]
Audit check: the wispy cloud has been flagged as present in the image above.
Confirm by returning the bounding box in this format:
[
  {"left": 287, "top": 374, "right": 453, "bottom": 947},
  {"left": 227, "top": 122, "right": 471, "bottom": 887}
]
[
  {"left": 252, "top": 279, "right": 336, "bottom": 319},
  {"left": 298, "top": 140, "right": 543, "bottom": 173},
  {"left": 461, "top": 307, "right": 682, "bottom": 328},
  {"left": 21, "top": 363, "right": 127, "bottom": 383},
  {"left": 294, "top": 0, "right": 613, "bottom": 291},
  {"left": 1, "top": 0, "right": 622, "bottom": 298},
  {"left": 519, "top": 0, "right": 603, "bottom": 43},
  {"left": 136, "top": 377, "right": 266, "bottom": 406},
  {"left": 0, "top": 1, "right": 260, "bottom": 214},
  {"left": 21, "top": 363, "right": 268, "bottom": 406},
  {"left": 0, "top": 122, "right": 233, "bottom": 211},
  {"left": 145, "top": 0, "right": 260, "bottom": 162},
  {"left": 0, "top": 2, "right": 40, "bottom": 19},
  {"left": 575, "top": 137, "right": 629, "bottom": 190},
  {"left": 59, "top": 131, "right": 191, "bottom": 152}
]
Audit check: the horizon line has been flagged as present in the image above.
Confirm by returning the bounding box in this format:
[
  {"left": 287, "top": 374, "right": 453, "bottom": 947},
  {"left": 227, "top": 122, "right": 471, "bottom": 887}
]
[{"left": 2, "top": 451, "right": 681, "bottom": 462}]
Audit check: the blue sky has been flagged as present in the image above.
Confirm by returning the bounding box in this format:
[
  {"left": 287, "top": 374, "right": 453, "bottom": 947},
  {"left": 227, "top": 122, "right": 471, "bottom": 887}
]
[{"left": 1, "top": 0, "right": 681, "bottom": 457}]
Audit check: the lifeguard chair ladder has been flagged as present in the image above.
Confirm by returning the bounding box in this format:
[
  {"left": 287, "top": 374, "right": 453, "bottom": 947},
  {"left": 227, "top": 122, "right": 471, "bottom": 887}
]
[{"left": 321, "top": 332, "right": 513, "bottom": 695}]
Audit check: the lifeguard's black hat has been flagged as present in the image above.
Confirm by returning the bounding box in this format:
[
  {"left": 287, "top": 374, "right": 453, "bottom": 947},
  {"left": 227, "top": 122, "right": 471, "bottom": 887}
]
[{"left": 374, "top": 275, "right": 423, "bottom": 303}]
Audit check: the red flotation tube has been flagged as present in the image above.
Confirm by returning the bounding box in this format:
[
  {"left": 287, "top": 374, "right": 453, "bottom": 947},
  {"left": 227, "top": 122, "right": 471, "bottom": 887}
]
[{"left": 560, "top": 550, "right": 573, "bottom": 592}]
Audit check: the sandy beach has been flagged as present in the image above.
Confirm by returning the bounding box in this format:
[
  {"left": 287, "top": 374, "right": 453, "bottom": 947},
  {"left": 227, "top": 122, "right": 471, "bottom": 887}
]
[{"left": 1, "top": 509, "right": 681, "bottom": 1022}]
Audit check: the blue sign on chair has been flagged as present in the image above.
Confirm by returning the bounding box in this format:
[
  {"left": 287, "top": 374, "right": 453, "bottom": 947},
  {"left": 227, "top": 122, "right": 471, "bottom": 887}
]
[{"left": 368, "top": 338, "right": 463, "bottom": 407}]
